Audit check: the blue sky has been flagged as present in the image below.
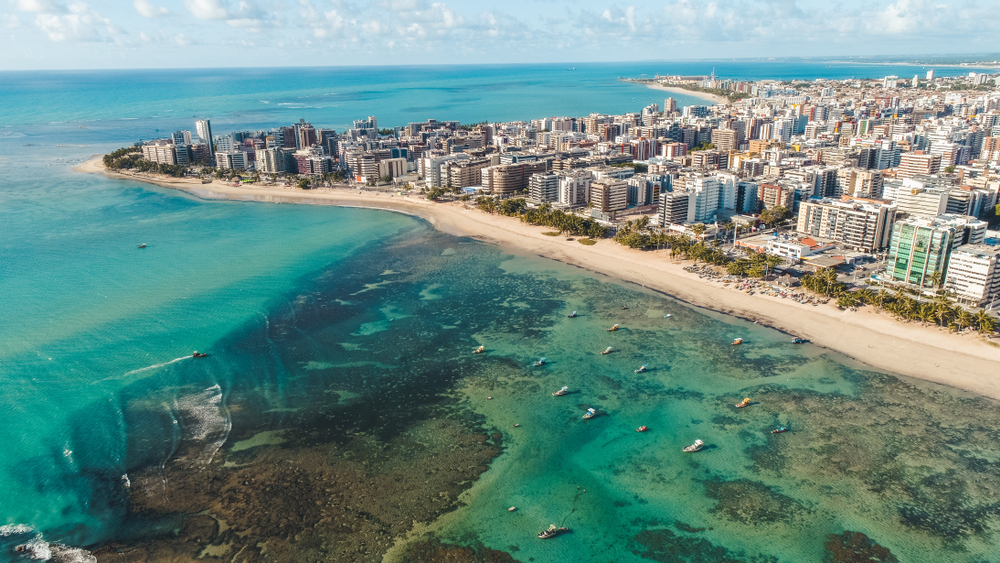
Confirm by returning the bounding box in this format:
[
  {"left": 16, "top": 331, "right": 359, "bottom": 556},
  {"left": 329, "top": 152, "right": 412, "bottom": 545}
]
[{"left": 1, "top": 0, "right": 996, "bottom": 70}]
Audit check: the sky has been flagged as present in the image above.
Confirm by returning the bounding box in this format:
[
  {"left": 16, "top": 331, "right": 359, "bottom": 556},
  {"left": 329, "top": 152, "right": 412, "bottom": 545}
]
[{"left": 1, "top": 0, "right": 998, "bottom": 70}]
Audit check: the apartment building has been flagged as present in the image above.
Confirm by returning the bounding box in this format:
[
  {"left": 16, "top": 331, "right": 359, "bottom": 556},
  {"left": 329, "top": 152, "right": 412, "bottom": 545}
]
[
  {"left": 589, "top": 180, "right": 628, "bottom": 213},
  {"left": 796, "top": 197, "right": 897, "bottom": 251},
  {"left": 944, "top": 245, "right": 1000, "bottom": 306}
]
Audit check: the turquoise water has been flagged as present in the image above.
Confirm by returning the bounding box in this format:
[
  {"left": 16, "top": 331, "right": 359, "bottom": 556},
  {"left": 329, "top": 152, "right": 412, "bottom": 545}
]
[{"left": 4, "top": 64, "right": 1000, "bottom": 562}]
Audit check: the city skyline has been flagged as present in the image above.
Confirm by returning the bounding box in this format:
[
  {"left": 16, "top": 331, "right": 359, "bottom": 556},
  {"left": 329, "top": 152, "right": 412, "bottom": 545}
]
[{"left": 2, "top": 0, "right": 999, "bottom": 70}]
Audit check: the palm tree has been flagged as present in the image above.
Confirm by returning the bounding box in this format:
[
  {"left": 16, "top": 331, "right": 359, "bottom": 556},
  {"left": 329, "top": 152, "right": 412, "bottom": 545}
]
[
  {"left": 975, "top": 311, "right": 996, "bottom": 335},
  {"left": 918, "top": 303, "right": 936, "bottom": 326},
  {"left": 956, "top": 309, "right": 975, "bottom": 331}
]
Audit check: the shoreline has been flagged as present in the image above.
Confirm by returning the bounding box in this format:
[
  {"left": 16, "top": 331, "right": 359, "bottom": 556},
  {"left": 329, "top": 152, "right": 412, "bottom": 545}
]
[
  {"left": 76, "top": 157, "right": 1000, "bottom": 401},
  {"left": 639, "top": 82, "right": 729, "bottom": 105}
]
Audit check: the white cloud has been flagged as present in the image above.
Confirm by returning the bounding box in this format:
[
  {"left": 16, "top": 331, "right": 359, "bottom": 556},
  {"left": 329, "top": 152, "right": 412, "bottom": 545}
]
[
  {"left": 32, "top": 1, "right": 121, "bottom": 42},
  {"left": 184, "top": 0, "right": 227, "bottom": 19},
  {"left": 13, "top": 0, "right": 64, "bottom": 12},
  {"left": 133, "top": 0, "right": 168, "bottom": 18},
  {"left": 175, "top": 32, "right": 190, "bottom": 44}
]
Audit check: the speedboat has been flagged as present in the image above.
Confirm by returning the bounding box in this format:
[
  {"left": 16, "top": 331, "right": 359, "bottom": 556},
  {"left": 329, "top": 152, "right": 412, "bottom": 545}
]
[
  {"left": 192, "top": 352, "right": 208, "bottom": 358},
  {"left": 473, "top": 345, "right": 485, "bottom": 354},
  {"left": 568, "top": 311, "right": 578, "bottom": 318},
  {"left": 583, "top": 408, "right": 596, "bottom": 419},
  {"left": 634, "top": 364, "right": 647, "bottom": 374},
  {"left": 792, "top": 337, "right": 805, "bottom": 344},
  {"left": 736, "top": 397, "right": 751, "bottom": 408},
  {"left": 771, "top": 427, "right": 788, "bottom": 434},
  {"left": 137, "top": 243, "right": 147, "bottom": 248},
  {"left": 533, "top": 357, "right": 546, "bottom": 367},
  {"left": 607, "top": 324, "right": 619, "bottom": 332},
  {"left": 636, "top": 426, "right": 648, "bottom": 432},
  {"left": 732, "top": 338, "right": 744, "bottom": 346},
  {"left": 664, "top": 314, "right": 672, "bottom": 318},
  {"left": 601, "top": 346, "right": 613, "bottom": 355},
  {"left": 508, "top": 506, "right": 517, "bottom": 512},
  {"left": 552, "top": 386, "right": 568, "bottom": 396},
  {"left": 538, "top": 524, "right": 569, "bottom": 539},
  {"left": 683, "top": 439, "right": 704, "bottom": 452}
]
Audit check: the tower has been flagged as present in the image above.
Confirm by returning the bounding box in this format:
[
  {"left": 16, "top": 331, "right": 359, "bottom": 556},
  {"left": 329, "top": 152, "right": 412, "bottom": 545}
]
[{"left": 195, "top": 119, "right": 214, "bottom": 157}]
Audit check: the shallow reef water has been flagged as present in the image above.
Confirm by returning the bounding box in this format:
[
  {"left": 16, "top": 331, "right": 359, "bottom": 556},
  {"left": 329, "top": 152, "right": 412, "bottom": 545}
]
[{"left": 9, "top": 217, "right": 1000, "bottom": 563}]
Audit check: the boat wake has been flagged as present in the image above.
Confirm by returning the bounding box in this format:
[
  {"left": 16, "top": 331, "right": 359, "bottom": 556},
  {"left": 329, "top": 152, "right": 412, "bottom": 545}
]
[{"left": 102, "top": 355, "right": 194, "bottom": 382}]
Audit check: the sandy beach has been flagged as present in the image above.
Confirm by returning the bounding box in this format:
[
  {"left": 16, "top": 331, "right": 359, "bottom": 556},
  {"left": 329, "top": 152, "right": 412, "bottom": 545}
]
[
  {"left": 642, "top": 83, "right": 729, "bottom": 105},
  {"left": 76, "top": 157, "right": 1000, "bottom": 400}
]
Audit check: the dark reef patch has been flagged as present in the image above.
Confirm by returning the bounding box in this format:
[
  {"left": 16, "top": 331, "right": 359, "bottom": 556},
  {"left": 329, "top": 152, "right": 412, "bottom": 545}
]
[{"left": 823, "top": 531, "right": 897, "bottom": 563}]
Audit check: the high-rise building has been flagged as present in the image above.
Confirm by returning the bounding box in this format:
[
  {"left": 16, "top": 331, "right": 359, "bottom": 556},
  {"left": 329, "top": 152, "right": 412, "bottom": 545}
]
[
  {"left": 664, "top": 98, "right": 677, "bottom": 115},
  {"left": 656, "top": 191, "right": 696, "bottom": 226},
  {"left": 897, "top": 152, "right": 941, "bottom": 179},
  {"left": 141, "top": 140, "right": 177, "bottom": 165},
  {"left": 171, "top": 130, "right": 193, "bottom": 146},
  {"left": 528, "top": 173, "right": 559, "bottom": 203},
  {"left": 926, "top": 70, "right": 935, "bottom": 81},
  {"left": 944, "top": 245, "right": 1000, "bottom": 306},
  {"left": 195, "top": 120, "right": 214, "bottom": 157},
  {"left": 557, "top": 170, "right": 592, "bottom": 205},
  {"left": 589, "top": 180, "right": 628, "bottom": 213},
  {"left": 481, "top": 161, "right": 549, "bottom": 195},
  {"left": 796, "top": 197, "right": 897, "bottom": 251},
  {"left": 886, "top": 215, "right": 988, "bottom": 289}
]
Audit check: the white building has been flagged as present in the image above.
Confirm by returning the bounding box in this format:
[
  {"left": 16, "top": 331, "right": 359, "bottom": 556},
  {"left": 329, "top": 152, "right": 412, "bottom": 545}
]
[
  {"left": 557, "top": 170, "right": 592, "bottom": 205},
  {"left": 796, "top": 197, "right": 897, "bottom": 251},
  {"left": 944, "top": 245, "right": 1000, "bottom": 306},
  {"left": 378, "top": 157, "right": 407, "bottom": 179},
  {"left": 421, "top": 154, "right": 469, "bottom": 188},
  {"left": 687, "top": 174, "right": 721, "bottom": 222},
  {"left": 216, "top": 151, "right": 250, "bottom": 170},
  {"left": 141, "top": 140, "right": 177, "bottom": 165}
]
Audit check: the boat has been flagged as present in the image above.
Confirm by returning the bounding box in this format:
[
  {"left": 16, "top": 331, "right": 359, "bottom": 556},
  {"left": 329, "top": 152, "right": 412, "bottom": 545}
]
[
  {"left": 771, "top": 427, "right": 788, "bottom": 434},
  {"left": 538, "top": 524, "right": 569, "bottom": 539},
  {"left": 683, "top": 439, "right": 704, "bottom": 452},
  {"left": 137, "top": 243, "right": 147, "bottom": 248},
  {"left": 607, "top": 324, "right": 619, "bottom": 332},
  {"left": 568, "top": 311, "right": 578, "bottom": 318},
  {"left": 583, "top": 408, "right": 596, "bottom": 419},
  {"left": 192, "top": 352, "right": 208, "bottom": 358},
  {"left": 533, "top": 357, "right": 547, "bottom": 367},
  {"left": 552, "top": 386, "right": 568, "bottom": 396},
  {"left": 634, "top": 364, "right": 647, "bottom": 373},
  {"left": 736, "top": 397, "right": 751, "bottom": 408},
  {"left": 508, "top": 506, "right": 517, "bottom": 512},
  {"left": 621, "top": 306, "right": 629, "bottom": 310},
  {"left": 473, "top": 345, "right": 485, "bottom": 354},
  {"left": 664, "top": 314, "right": 672, "bottom": 318},
  {"left": 636, "top": 426, "right": 648, "bottom": 432},
  {"left": 732, "top": 338, "right": 743, "bottom": 345},
  {"left": 601, "top": 346, "right": 613, "bottom": 355},
  {"left": 792, "top": 337, "right": 806, "bottom": 344}
]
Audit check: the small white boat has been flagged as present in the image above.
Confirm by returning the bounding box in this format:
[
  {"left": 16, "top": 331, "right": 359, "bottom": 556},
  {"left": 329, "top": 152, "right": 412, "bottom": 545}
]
[
  {"left": 634, "top": 364, "right": 647, "bottom": 373},
  {"left": 533, "top": 357, "right": 546, "bottom": 367},
  {"left": 664, "top": 314, "right": 672, "bottom": 318},
  {"left": 732, "top": 338, "right": 743, "bottom": 346},
  {"left": 552, "top": 386, "right": 568, "bottom": 396},
  {"left": 601, "top": 346, "right": 613, "bottom": 355},
  {"left": 473, "top": 345, "right": 485, "bottom": 354},
  {"left": 583, "top": 408, "right": 596, "bottom": 419},
  {"left": 683, "top": 439, "right": 704, "bottom": 452},
  {"left": 568, "top": 311, "right": 578, "bottom": 318},
  {"left": 607, "top": 324, "right": 619, "bottom": 332},
  {"left": 508, "top": 506, "right": 517, "bottom": 512}
]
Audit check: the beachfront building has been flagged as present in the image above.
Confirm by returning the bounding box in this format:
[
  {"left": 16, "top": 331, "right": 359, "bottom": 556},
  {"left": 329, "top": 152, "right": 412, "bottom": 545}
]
[
  {"left": 943, "top": 245, "right": 1000, "bottom": 307},
  {"left": 528, "top": 173, "right": 559, "bottom": 203},
  {"left": 590, "top": 180, "right": 628, "bottom": 214},
  {"left": 378, "top": 157, "right": 407, "bottom": 179},
  {"left": 141, "top": 140, "right": 178, "bottom": 165},
  {"left": 557, "top": 170, "right": 592, "bottom": 205},
  {"left": 441, "top": 158, "right": 491, "bottom": 189},
  {"left": 796, "top": 197, "right": 897, "bottom": 252},
  {"left": 195, "top": 119, "right": 214, "bottom": 157},
  {"left": 655, "top": 191, "right": 696, "bottom": 227},
  {"left": 215, "top": 151, "right": 250, "bottom": 171},
  {"left": 885, "top": 215, "right": 989, "bottom": 290},
  {"left": 482, "top": 161, "right": 549, "bottom": 195},
  {"left": 421, "top": 154, "right": 469, "bottom": 188},
  {"left": 256, "top": 147, "right": 291, "bottom": 173}
]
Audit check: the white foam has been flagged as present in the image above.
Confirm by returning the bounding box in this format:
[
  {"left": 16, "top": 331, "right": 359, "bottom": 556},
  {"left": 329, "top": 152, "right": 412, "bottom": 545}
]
[
  {"left": 174, "top": 384, "right": 231, "bottom": 465},
  {"left": 117, "top": 355, "right": 193, "bottom": 380},
  {"left": 0, "top": 523, "right": 33, "bottom": 536}
]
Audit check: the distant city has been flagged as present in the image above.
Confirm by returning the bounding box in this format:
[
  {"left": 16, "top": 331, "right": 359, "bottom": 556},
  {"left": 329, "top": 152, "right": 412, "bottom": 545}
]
[{"left": 126, "top": 69, "right": 1000, "bottom": 312}]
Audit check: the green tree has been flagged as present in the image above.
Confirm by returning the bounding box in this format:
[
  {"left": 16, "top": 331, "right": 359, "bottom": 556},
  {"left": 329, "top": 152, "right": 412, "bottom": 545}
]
[
  {"left": 297, "top": 178, "right": 311, "bottom": 189},
  {"left": 692, "top": 223, "right": 707, "bottom": 237}
]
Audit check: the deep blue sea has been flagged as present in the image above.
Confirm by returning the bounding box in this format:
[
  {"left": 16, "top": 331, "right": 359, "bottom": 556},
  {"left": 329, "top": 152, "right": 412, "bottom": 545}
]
[{"left": 3, "top": 62, "right": 1000, "bottom": 563}]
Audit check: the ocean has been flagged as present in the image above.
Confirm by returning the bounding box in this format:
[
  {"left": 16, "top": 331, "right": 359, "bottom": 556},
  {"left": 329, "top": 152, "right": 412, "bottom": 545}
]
[{"left": 2, "top": 61, "right": 1000, "bottom": 563}]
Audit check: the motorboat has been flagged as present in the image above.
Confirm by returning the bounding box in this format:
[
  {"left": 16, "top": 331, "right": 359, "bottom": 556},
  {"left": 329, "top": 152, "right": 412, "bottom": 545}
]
[
  {"left": 634, "top": 364, "right": 647, "bottom": 374},
  {"left": 636, "top": 426, "right": 648, "bottom": 432},
  {"left": 683, "top": 439, "right": 704, "bottom": 452},
  {"left": 533, "top": 357, "right": 547, "bottom": 367},
  {"left": 552, "top": 386, "right": 568, "bottom": 396},
  {"left": 601, "top": 347, "right": 613, "bottom": 355},
  {"left": 664, "top": 314, "right": 672, "bottom": 318},
  {"left": 583, "top": 408, "right": 596, "bottom": 419},
  {"left": 732, "top": 338, "right": 744, "bottom": 346},
  {"left": 607, "top": 324, "right": 619, "bottom": 332},
  {"left": 473, "top": 345, "right": 485, "bottom": 354},
  {"left": 792, "top": 337, "right": 806, "bottom": 344},
  {"left": 771, "top": 427, "right": 788, "bottom": 434},
  {"left": 621, "top": 306, "right": 629, "bottom": 310},
  {"left": 508, "top": 506, "right": 517, "bottom": 512},
  {"left": 137, "top": 243, "right": 147, "bottom": 248},
  {"left": 538, "top": 524, "right": 569, "bottom": 539},
  {"left": 192, "top": 352, "right": 208, "bottom": 358},
  {"left": 568, "top": 311, "right": 578, "bottom": 318},
  {"left": 736, "top": 397, "right": 751, "bottom": 408}
]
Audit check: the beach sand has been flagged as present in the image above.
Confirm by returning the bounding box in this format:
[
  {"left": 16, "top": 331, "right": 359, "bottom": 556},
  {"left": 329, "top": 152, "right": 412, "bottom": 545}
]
[
  {"left": 642, "top": 83, "right": 729, "bottom": 105},
  {"left": 76, "top": 158, "right": 1000, "bottom": 400}
]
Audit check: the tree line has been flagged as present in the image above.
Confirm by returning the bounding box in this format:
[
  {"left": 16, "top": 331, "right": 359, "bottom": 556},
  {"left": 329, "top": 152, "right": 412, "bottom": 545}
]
[{"left": 474, "top": 198, "right": 608, "bottom": 238}]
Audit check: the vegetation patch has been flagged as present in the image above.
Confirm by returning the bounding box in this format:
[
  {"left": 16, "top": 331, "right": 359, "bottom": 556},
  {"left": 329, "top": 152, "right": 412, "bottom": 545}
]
[
  {"left": 542, "top": 231, "right": 560, "bottom": 236},
  {"left": 578, "top": 238, "right": 597, "bottom": 246}
]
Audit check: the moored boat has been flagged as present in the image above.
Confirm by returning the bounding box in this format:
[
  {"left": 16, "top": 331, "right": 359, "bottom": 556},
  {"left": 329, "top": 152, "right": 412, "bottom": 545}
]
[
  {"left": 634, "top": 364, "right": 647, "bottom": 374},
  {"left": 552, "top": 386, "right": 568, "bottom": 396},
  {"left": 736, "top": 397, "right": 751, "bottom": 408},
  {"left": 533, "top": 357, "right": 546, "bottom": 367},
  {"left": 568, "top": 311, "right": 577, "bottom": 318},
  {"left": 771, "top": 427, "right": 788, "bottom": 434},
  {"left": 732, "top": 338, "right": 744, "bottom": 345},
  {"left": 538, "top": 524, "right": 569, "bottom": 539},
  {"left": 683, "top": 439, "right": 704, "bottom": 452},
  {"left": 664, "top": 314, "right": 672, "bottom": 318},
  {"left": 636, "top": 426, "right": 648, "bottom": 432},
  {"left": 601, "top": 346, "right": 613, "bottom": 355},
  {"left": 473, "top": 345, "right": 485, "bottom": 354},
  {"left": 607, "top": 324, "right": 619, "bottom": 332},
  {"left": 583, "top": 408, "right": 596, "bottom": 419},
  {"left": 137, "top": 243, "right": 147, "bottom": 248},
  {"left": 792, "top": 337, "right": 805, "bottom": 344}
]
